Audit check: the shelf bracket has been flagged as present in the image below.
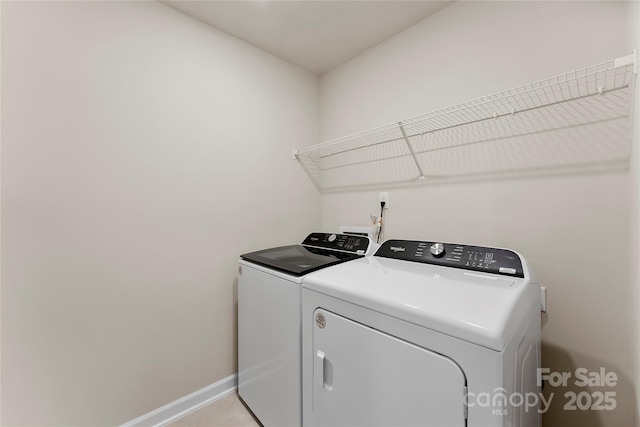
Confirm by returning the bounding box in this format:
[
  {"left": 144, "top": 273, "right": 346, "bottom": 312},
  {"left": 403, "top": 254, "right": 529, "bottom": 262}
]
[
  {"left": 614, "top": 49, "right": 637, "bottom": 75},
  {"left": 398, "top": 121, "right": 426, "bottom": 181}
]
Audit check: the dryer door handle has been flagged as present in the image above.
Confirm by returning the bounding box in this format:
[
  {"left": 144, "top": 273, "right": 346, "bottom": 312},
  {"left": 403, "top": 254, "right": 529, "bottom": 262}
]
[{"left": 317, "top": 351, "right": 333, "bottom": 391}]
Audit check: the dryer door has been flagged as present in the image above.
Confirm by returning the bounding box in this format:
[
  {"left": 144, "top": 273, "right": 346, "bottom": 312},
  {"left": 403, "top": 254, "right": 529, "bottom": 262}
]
[{"left": 311, "top": 309, "right": 467, "bottom": 427}]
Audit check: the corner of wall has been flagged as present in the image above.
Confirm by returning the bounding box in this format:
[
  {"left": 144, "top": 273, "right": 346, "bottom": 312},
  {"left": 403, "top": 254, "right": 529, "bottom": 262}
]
[
  {"left": 0, "top": 0, "right": 3, "bottom": 424},
  {"left": 630, "top": 4, "right": 640, "bottom": 426}
]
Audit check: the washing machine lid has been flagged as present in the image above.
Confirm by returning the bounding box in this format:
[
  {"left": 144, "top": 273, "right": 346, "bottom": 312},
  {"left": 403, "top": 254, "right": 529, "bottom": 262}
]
[
  {"left": 240, "top": 233, "right": 369, "bottom": 277},
  {"left": 303, "top": 240, "right": 541, "bottom": 351}
]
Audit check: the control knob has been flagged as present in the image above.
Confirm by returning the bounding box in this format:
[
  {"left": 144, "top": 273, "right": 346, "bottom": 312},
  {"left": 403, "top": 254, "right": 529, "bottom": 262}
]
[
  {"left": 328, "top": 234, "right": 337, "bottom": 242},
  {"left": 430, "top": 243, "right": 445, "bottom": 258}
]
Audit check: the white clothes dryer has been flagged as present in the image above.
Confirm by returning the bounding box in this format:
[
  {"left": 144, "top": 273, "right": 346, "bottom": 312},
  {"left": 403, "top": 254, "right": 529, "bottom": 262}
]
[
  {"left": 302, "top": 239, "right": 543, "bottom": 427},
  {"left": 238, "top": 232, "right": 375, "bottom": 426}
]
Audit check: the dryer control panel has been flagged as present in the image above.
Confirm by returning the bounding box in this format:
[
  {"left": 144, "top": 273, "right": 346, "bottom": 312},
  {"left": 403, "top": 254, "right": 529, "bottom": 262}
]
[
  {"left": 302, "top": 233, "right": 370, "bottom": 254},
  {"left": 375, "top": 239, "right": 524, "bottom": 278}
]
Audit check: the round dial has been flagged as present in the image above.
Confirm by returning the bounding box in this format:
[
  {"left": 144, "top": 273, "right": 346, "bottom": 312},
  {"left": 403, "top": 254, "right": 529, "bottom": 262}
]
[
  {"left": 328, "top": 234, "right": 337, "bottom": 242},
  {"left": 430, "top": 243, "right": 445, "bottom": 258}
]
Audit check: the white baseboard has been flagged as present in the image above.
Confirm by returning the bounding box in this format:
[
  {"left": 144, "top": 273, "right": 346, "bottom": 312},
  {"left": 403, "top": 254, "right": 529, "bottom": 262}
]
[{"left": 120, "top": 373, "right": 238, "bottom": 427}]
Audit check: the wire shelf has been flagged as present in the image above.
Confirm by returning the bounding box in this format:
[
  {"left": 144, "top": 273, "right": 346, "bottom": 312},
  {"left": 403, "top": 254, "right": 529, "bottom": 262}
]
[{"left": 294, "top": 50, "right": 637, "bottom": 192}]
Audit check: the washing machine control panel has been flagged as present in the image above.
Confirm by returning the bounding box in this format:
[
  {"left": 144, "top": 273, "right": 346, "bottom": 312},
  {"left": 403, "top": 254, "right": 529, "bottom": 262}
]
[
  {"left": 302, "top": 233, "right": 370, "bottom": 254},
  {"left": 376, "top": 240, "right": 524, "bottom": 278}
]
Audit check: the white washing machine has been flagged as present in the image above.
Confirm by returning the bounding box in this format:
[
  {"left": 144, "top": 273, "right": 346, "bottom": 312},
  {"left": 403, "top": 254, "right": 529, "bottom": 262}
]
[
  {"left": 238, "top": 232, "right": 375, "bottom": 427},
  {"left": 302, "top": 239, "right": 543, "bottom": 427}
]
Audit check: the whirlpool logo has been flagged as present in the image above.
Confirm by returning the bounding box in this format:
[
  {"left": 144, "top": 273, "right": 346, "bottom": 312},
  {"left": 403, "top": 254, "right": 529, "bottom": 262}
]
[{"left": 390, "top": 246, "right": 406, "bottom": 252}]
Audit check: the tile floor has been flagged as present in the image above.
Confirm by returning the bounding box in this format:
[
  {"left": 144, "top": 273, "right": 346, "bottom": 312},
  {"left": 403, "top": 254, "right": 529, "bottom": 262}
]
[{"left": 167, "top": 392, "right": 260, "bottom": 427}]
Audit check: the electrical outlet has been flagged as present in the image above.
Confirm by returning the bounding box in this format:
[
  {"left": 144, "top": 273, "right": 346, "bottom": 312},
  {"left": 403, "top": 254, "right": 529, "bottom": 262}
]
[{"left": 379, "top": 192, "right": 388, "bottom": 205}]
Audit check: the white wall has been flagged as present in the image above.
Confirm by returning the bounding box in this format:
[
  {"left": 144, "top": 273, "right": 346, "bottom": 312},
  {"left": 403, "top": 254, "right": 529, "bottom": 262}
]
[
  {"left": 0, "top": 1, "right": 319, "bottom": 425},
  {"left": 319, "top": 2, "right": 636, "bottom": 426},
  {"left": 630, "top": 2, "right": 640, "bottom": 425}
]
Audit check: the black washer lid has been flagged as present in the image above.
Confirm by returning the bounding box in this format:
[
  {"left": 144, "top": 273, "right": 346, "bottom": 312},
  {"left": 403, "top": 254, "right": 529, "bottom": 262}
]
[{"left": 241, "top": 244, "right": 362, "bottom": 276}]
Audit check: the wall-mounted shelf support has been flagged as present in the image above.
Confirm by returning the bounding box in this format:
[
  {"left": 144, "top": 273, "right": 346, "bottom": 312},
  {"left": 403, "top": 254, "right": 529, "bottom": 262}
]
[
  {"left": 398, "top": 121, "right": 426, "bottom": 182},
  {"left": 294, "top": 50, "right": 637, "bottom": 192},
  {"left": 615, "top": 48, "right": 637, "bottom": 74}
]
